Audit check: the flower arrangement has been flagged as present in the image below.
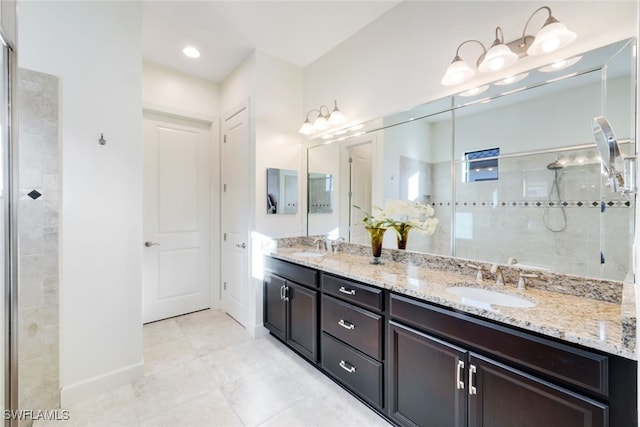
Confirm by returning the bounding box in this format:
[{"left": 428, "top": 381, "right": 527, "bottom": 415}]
[
  {"left": 382, "top": 199, "right": 438, "bottom": 235},
  {"left": 354, "top": 200, "right": 438, "bottom": 250}
]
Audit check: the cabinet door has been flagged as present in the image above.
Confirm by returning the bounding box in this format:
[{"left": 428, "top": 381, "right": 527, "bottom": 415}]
[
  {"left": 263, "top": 273, "right": 286, "bottom": 341},
  {"left": 388, "top": 321, "right": 467, "bottom": 427},
  {"left": 469, "top": 353, "right": 608, "bottom": 427},
  {"left": 287, "top": 281, "right": 318, "bottom": 362}
]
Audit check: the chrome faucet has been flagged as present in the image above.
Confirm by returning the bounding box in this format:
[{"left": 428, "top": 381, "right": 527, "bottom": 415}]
[
  {"left": 490, "top": 264, "right": 505, "bottom": 286},
  {"left": 466, "top": 264, "right": 484, "bottom": 283},
  {"left": 330, "top": 237, "right": 345, "bottom": 254},
  {"left": 313, "top": 237, "right": 328, "bottom": 251}
]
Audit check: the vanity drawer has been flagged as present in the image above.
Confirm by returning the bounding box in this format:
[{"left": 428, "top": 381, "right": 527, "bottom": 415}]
[
  {"left": 322, "top": 295, "right": 383, "bottom": 360},
  {"left": 265, "top": 257, "right": 318, "bottom": 288},
  {"left": 389, "top": 293, "right": 610, "bottom": 397},
  {"left": 321, "top": 332, "right": 383, "bottom": 410},
  {"left": 321, "top": 274, "right": 383, "bottom": 312}
]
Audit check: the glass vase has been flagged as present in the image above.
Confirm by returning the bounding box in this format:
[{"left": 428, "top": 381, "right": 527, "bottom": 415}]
[
  {"left": 393, "top": 224, "right": 411, "bottom": 250},
  {"left": 366, "top": 226, "right": 387, "bottom": 264}
]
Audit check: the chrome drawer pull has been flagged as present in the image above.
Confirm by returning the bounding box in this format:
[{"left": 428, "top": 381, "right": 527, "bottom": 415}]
[
  {"left": 339, "top": 360, "right": 356, "bottom": 373},
  {"left": 338, "top": 286, "right": 356, "bottom": 296},
  {"left": 469, "top": 364, "right": 477, "bottom": 395},
  {"left": 338, "top": 319, "right": 355, "bottom": 330},
  {"left": 456, "top": 360, "right": 465, "bottom": 389}
]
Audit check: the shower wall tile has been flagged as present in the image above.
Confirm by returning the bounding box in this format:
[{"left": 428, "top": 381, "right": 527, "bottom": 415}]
[
  {"left": 18, "top": 68, "right": 59, "bottom": 425},
  {"left": 428, "top": 147, "right": 633, "bottom": 282}
]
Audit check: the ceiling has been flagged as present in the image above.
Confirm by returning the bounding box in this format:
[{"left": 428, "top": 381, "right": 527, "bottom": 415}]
[{"left": 142, "top": 1, "right": 401, "bottom": 83}]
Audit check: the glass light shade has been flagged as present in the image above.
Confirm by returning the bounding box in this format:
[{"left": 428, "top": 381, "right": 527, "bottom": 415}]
[
  {"left": 313, "top": 115, "right": 329, "bottom": 130},
  {"left": 527, "top": 20, "right": 576, "bottom": 56},
  {"left": 441, "top": 57, "right": 475, "bottom": 86},
  {"left": 328, "top": 109, "right": 345, "bottom": 125},
  {"left": 298, "top": 119, "right": 315, "bottom": 135},
  {"left": 478, "top": 44, "right": 518, "bottom": 72}
]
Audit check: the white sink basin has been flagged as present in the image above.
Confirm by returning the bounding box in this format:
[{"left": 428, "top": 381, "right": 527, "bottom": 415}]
[
  {"left": 291, "top": 251, "right": 324, "bottom": 258},
  {"left": 446, "top": 286, "right": 536, "bottom": 309}
]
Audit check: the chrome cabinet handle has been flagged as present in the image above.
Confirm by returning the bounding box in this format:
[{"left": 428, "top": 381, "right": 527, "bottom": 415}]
[
  {"left": 469, "top": 364, "right": 477, "bottom": 395},
  {"left": 338, "top": 286, "right": 356, "bottom": 296},
  {"left": 283, "top": 286, "right": 289, "bottom": 302},
  {"left": 339, "top": 360, "right": 356, "bottom": 373},
  {"left": 280, "top": 285, "right": 285, "bottom": 301},
  {"left": 338, "top": 319, "right": 355, "bottom": 330},
  {"left": 456, "top": 360, "right": 465, "bottom": 389},
  {"left": 144, "top": 241, "right": 159, "bottom": 247},
  {"left": 235, "top": 242, "right": 246, "bottom": 249}
]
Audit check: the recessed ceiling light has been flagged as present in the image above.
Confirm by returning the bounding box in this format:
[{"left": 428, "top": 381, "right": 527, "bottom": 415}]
[{"left": 183, "top": 46, "right": 201, "bottom": 58}]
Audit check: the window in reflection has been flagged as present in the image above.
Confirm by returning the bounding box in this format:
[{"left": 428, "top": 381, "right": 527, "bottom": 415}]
[{"left": 464, "top": 148, "right": 499, "bottom": 182}]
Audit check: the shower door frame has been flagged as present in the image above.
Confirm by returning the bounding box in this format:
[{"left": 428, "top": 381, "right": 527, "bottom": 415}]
[{"left": 0, "top": 29, "right": 18, "bottom": 427}]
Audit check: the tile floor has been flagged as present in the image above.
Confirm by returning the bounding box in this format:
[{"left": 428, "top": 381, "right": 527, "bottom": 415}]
[{"left": 35, "top": 309, "right": 392, "bottom": 427}]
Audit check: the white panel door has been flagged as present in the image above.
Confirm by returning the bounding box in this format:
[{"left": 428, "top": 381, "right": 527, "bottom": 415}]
[
  {"left": 143, "top": 112, "right": 211, "bottom": 323},
  {"left": 348, "top": 142, "right": 373, "bottom": 244},
  {"left": 221, "top": 103, "right": 249, "bottom": 326}
]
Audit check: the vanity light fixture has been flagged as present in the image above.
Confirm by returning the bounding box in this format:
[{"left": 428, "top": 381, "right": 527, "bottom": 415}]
[
  {"left": 299, "top": 100, "right": 346, "bottom": 135},
  {"left": 441, "top": 5, "right": 576, "bottom": 86}
]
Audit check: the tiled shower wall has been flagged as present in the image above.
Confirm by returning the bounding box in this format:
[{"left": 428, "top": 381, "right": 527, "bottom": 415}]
[
  {"left": 421, "top": 148, "right": 634, "bottom": 282},
  {"left": 18, "top": 68, "right": 59, "bottom": 425}
]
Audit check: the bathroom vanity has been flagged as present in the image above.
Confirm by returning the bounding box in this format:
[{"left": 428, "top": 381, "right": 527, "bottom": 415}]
[{"left": 263, "top": 243, "right": 637, "bottom": 427}]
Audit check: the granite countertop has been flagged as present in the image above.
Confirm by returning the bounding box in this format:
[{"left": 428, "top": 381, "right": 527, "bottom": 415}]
[{"left": 267, "top": 243, "right": 637, "bottom": 360}]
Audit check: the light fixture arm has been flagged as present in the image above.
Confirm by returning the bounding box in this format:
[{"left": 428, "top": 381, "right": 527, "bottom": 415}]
[
  {"left": 520, "top": 6, "right": 552, "bottom": 45},
  {"left": 455, "top": 39, "right": 487, "bottom": 59}
]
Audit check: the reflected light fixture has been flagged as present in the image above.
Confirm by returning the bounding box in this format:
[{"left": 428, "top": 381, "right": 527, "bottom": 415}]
[
  {"left": 494, "top": 72, "right": 529, "bottom": 86},
  {"left": 299, "top": 100, "right": 346, "bottom": 135},
  {"left": 441, "top": 5, "right": 576, "bottom": 87},
  {"left": 538, "top": 56, "right": 582, "bottom": 72}
]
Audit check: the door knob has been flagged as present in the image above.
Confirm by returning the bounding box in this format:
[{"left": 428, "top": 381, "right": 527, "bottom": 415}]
[
  {"left": 144, "top": 241, "right": 160, "bottom": 247},
  {"left": 235, "top": 242, "right": 246, "bottom": 249}
]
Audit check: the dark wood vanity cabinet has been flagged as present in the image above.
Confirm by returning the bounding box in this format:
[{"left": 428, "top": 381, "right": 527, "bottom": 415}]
[
  {"left": 320, "top": 273, "right": 385, "bottom": 411},
  {"left": 388, "top": 293, "right": 632, "bottom": 427},
  {"left": 263, "top": 257, "right": 637, "bottom": 427},
  {"left": 263, "top": 257, "right": 319, "bottom": 362}
]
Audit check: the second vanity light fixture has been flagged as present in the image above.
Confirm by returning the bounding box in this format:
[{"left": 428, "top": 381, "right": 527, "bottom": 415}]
[
  {"left": 441, "top": 6, "right": 577, "bottom": 86},
  {"left": 298, "top": 100, "right": 346, "bottom": 135}
]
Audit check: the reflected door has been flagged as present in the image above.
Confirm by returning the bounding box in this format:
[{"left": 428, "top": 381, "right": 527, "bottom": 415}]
[
  {"left": 348, "top": 143, "right": 373, "bottom": 244},
  {"left": 143, "top": 112, "right": 211, "bottom": 323}
]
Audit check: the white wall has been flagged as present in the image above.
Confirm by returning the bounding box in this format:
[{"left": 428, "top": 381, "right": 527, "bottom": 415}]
[
  {"left": 303, "top": 1, "right": 638, "bottom": 127},
  {"left": 18, "top": 1, "right": 144, "bottom": 405},
  {"left": 143, "top": 61, "right": 220, "bottom": 120},
  {"left": 254, "top": 51, "right": 304, "bottom": 238}
]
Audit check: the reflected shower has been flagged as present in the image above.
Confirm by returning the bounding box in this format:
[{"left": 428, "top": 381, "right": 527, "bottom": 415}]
[{"left": 543, "top": 158, "right": 567, "bottom": 232}]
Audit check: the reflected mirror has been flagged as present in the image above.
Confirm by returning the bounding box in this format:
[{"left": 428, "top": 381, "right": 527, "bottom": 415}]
[
  {"left": 306, "top": 38, "right": 636, "bottom": 282},
  {"left": 308, "top": 173, "right": 334, "bottom": 214},
  {"left": 267, "top": 168, "right": 298, "bottom": 214}
]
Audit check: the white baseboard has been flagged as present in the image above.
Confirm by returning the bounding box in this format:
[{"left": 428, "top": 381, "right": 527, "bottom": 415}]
[{"left": 60, "top": 361, "right": 145, "bottom": 407}]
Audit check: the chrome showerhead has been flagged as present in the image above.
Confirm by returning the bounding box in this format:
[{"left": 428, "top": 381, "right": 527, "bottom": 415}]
[{"left": 546, "top": 159, "right": 565, "bottom": 170}]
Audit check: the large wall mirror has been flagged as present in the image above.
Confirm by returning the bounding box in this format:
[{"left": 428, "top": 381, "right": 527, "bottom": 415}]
[{"left": 306, "top": 38, "right": 636, "bottom": 282}]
